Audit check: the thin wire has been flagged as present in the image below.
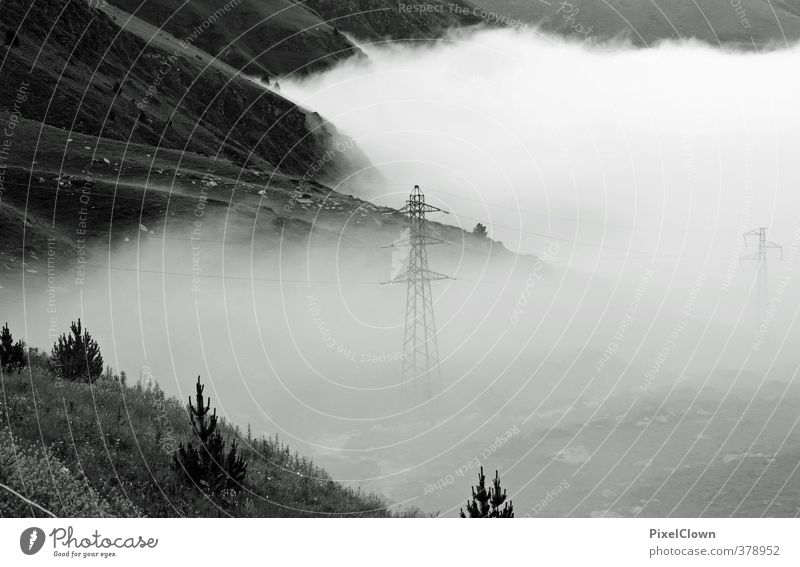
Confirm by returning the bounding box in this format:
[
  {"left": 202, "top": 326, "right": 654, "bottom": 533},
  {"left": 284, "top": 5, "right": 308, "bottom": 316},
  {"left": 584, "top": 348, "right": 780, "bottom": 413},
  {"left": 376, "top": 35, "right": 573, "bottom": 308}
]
[
  {"left": 86, "top": 263, "right": 378, "bottom": 284},
  {"left": 4, "top": 174, "right": 728, "bottom": 259},
  {"left": 454, "top": 211, "right": 664, "bottom": 255},
  {"left": 142, "top": 235, "right": 380, "bottom": 248},
  {"left": 348, "top": 179, "right": 715, "bottom": 234},
  {"left": 85, "top": 263, "right": 530, "bottom": 286}
]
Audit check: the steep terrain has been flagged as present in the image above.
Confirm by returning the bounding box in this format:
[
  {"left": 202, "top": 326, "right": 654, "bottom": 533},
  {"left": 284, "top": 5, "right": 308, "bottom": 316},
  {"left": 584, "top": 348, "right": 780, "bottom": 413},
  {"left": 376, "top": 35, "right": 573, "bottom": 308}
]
[
  {"left": 304, "top": 0, "right": 488, "bottom": 40},
  {"left": 104, "top": 0, "right": 489, "bottom": 75},
  {"left": 0, "top": 108, "right": 512, "bottom": 292},
  {"left": 475, "top": 0, "right": 800, "bottom": 47},
  {"left": 0, "top": 0, "right": 366, "bottom": 177},
  {"left": 0, "top": 0, "right": 512, "bottom": 288},
  {"left": 104, "top": 0, "right": 359, "bottom": 76},
  {"left": 0, "top": 355, "right": 411, "bottom": 517}
]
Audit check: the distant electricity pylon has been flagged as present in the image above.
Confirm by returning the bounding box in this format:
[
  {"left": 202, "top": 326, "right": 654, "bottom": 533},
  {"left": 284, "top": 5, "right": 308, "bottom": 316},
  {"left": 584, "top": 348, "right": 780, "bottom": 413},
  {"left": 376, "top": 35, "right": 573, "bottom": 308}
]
[
  {"left": 384, "top": 185, "right": 450, "bottom": 399},
  {"left": 741, "top": 227, "right": 782, "bottom": 321}
]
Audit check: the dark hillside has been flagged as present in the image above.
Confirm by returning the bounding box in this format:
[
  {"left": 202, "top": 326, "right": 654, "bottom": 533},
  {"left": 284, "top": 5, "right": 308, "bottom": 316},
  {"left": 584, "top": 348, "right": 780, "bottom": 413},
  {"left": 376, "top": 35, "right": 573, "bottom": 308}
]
[
  {"left": 0, "top": 109, "right": 514, "bottom": 290},
  {"left": 104, "top": 0, "right": 488, "bottom": 76},
  {"left": 475, "top": 0, "right": 800, "bottom": 47},
  {"left": 105, "top": 0, "right": 361, "bottom": 76},
  {"left": 304, "top": 0, "right": 488, "bottom": 40},
  {"left": 0, "top": 0, "right": 365, "bottom": 177}
]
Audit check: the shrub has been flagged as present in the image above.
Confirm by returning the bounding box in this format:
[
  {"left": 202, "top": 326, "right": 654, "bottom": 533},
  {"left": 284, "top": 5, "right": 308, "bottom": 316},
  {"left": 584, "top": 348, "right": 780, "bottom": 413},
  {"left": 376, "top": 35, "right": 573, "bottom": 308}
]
[
  {"left": 172, "top": 376, "right": 247, "bottom": 495},
  {"left": 459, "top": 467, "right": 514, "bottom": 518},
  {"left": 0, "top": 428, "right": 136, "bottom": 517},
  {"left": 472, "top": 222, "right": 488, "bottom": 238},
  {"left": 1, "top": 364, "right": 391, "bottom": 517},
  {"left": 0, "top": 323, "right": 27, "bottom": 373},
  {"left": 50, "top": 319, "right": 103, "bottom": 382}
]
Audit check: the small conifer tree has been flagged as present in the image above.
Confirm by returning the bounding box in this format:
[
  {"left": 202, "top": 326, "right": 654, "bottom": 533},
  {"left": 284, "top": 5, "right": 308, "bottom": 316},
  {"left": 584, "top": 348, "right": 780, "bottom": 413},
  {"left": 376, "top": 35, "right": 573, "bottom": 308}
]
[
  {"left": 172, "top": 376, "right": 247, "bottom": 494},
  {"left": 0, "top": 323, "right": 13, "bottom": 369},
  {"left": 460, "top": 467, "right": 514, "bottom": 518},
  {"left": 0, "top": 323, "right": 26, "bottom": 372},
  {"left": 50, "top": 319, "right": 103, "bottom": 382}
]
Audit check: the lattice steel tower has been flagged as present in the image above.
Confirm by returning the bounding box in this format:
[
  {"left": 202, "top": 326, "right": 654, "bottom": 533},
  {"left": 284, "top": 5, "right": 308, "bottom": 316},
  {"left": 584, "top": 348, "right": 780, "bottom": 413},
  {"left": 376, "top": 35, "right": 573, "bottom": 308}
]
[
  {"left": 742, "top": 227, "right": 782, "bottom": 321},
  {"left": 386, "top": 185, "right": 450, "bottom": 398}
]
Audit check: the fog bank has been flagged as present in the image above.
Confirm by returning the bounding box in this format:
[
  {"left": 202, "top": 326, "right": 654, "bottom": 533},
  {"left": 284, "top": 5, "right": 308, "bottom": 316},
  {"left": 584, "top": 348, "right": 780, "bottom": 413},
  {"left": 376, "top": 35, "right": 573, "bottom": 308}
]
[{"left": 282, "top": 29, "right": 800, "bottom": 266}]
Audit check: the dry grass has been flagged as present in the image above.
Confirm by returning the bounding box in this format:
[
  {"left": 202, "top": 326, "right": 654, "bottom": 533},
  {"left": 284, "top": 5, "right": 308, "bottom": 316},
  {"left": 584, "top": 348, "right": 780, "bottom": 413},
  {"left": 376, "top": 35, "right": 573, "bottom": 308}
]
[{"left": 0, "top": 355, "right": 415, "bottom": 517}]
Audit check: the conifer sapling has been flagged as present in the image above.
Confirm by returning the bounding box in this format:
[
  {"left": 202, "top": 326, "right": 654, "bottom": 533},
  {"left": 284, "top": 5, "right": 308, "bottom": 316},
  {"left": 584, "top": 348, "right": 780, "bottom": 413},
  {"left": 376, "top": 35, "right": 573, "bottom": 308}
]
[
  {"left": 50, "top": 319, "right": 103, "bottom": 382},
  {"left": 460, "top": 467, "right": 514, "bottom": 518},
  {"left": 172, "top": 376, "right": 247, "bottom": 495}
]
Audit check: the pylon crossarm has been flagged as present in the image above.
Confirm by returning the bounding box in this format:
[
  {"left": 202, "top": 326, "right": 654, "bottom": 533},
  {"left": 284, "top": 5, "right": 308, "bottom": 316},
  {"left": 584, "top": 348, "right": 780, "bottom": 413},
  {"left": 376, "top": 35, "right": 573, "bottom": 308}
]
[
  {"left": 382, "top": 271, "right": 451, "bottom": 284},
  {"left": 422, "top": 204, "right": 448, "bottom": 214},
  {"left": 399, "top": 204, "right": 448, "bottom": 215},
  {"left": 765, "top": 242, "right": 783, "bottom": 260},
  {"left": 422, "top": 236, "right": 449, "bottom": 246},
  {"left": 388, "top": 236, "right": 447, "bottom": 247},
  {"left": 427, "top": 270, "right": 451, "bottom": 281}
]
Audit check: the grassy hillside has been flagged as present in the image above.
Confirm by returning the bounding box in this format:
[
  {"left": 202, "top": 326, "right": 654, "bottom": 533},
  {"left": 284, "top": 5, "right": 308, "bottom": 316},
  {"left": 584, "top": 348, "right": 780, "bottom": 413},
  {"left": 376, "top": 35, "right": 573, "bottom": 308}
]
[
  {"left": 0, "top": 349, "right": 415, "bottom": 517},
  {"left": 0, "top": 0, "right": 366, "bottom": 176},
  {"left": 304, "top": 0, "right": 488, "bottom": 40},
  {"left": 104, "top": 0, "right": 359, "bottom": 76},
  {"left": 475, "top": 0, "right": 800, "bottom": 47},
  {"left": 104, "top": 0, "right": 488, "bottom": 75}
]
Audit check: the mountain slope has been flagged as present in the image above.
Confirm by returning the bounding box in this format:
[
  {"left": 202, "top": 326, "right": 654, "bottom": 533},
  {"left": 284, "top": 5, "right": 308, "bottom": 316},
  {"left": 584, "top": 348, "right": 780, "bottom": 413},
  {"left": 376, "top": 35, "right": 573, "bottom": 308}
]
[
  {"left": 104, "top": 0, "right": 489, "bottom": 76},
  {"left": 474, "top": 0, "right": 800, "bottom": 47},
  {"left": 104, "top": 0, "right": 362, "bottom": 76},
  {"left": 0, "top": 108, "right": 512, "bottom": 291},
  {"left": 304, "top": 0, "right": 488, "bottom": 40},
  {"left": 0, "top": 0, "right": 366, "bottom": 178},
  {"left": 0, "top": 358, "right": 404, "bottom": 517}
]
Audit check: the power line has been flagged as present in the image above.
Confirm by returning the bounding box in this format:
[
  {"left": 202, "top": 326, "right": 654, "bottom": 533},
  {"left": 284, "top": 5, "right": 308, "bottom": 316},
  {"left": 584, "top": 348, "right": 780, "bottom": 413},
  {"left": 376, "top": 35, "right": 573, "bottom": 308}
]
[
  {"left": 85, "top": 263, "right": 378, "bottom": 284},
  {"left": 347, "top": 179, "right": 714, "bottom": 234},
  {"left": 140, "top": 235, "right": 380, "bottom": 248},
  {"left": 5, "top": 172, "right": 736, "bottom": 260},
  {"left": 84, "top": 263, "right": 521, "bottom": 287},
  {"left": 453, "top": 211, "right": 662, "bottom": 255}
]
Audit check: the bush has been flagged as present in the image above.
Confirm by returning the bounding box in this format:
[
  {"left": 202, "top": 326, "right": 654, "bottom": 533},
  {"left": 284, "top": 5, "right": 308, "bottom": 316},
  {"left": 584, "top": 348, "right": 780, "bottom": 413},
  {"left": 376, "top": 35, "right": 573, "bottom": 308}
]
[
  {"left": 2, "top": 337, "right": 395, "bottom": 517},
  {"left": 472, "top": 222, "right": 488, "bottom": 238},
  {"left": 0, "top": 323, "right": 27, "bottom": 373},
  {"left": 0, "top": 429, "right": 137, "bottom": 517},
  {"left": 50, "top": 319, "right": 103, "bottom": 382}
]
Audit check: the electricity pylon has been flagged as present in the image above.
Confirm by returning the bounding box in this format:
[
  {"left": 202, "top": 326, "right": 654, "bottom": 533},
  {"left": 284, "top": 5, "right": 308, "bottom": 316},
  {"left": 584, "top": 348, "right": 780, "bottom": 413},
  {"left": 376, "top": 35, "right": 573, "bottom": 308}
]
[
  {"left": 741, "top": 227, "right": 782, "bottom": 322},
  {"left": 384, "top": 185, "right": 450, "bottom": 399}
]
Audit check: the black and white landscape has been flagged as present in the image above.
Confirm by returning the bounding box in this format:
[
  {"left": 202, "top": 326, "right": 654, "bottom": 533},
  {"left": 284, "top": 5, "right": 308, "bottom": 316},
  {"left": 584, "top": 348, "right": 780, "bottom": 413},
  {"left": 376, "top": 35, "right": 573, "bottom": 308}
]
[{"left": 2, "top": 0, "right": 800, "bottom": 519}]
